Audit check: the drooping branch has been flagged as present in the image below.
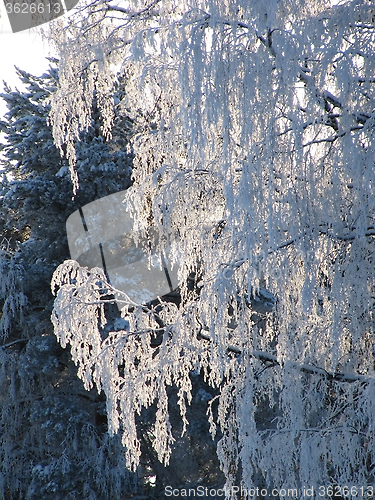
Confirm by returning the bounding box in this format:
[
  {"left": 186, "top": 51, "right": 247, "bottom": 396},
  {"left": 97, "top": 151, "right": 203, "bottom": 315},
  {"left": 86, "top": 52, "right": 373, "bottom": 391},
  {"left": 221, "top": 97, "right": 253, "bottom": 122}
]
[
  {"left": 233, "top": 18, "right": 374, "bottom": 135},
  {"left": 197, "top": 331, "right": 371, "bottom": 384},
  {"left": 271, "top": 226, "right": 375, "bottom": 251}
]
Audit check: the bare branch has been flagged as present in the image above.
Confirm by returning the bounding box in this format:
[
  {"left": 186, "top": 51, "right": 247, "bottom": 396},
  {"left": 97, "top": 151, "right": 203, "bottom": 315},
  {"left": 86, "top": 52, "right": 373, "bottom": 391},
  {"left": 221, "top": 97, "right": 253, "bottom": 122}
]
[{"left": 0, "top": 339, "right": 28, "bottom": 349}]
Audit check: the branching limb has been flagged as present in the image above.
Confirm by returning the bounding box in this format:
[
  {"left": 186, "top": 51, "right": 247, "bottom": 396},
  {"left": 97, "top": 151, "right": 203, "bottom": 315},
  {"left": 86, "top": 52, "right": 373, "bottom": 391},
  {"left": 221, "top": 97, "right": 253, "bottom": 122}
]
[{"left": 198, "top": 330, "right": 371, "bottom": 384}]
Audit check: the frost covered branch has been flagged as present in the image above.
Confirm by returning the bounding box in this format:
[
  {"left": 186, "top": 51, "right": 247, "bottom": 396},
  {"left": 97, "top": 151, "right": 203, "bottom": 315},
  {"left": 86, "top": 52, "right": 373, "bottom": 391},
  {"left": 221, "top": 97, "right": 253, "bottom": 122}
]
[
  {"left": 49, "top": 0, "right": 375, "bottom": 493},
  {"left": 198, "top": 331, "right": 371, "bottom": 384}
]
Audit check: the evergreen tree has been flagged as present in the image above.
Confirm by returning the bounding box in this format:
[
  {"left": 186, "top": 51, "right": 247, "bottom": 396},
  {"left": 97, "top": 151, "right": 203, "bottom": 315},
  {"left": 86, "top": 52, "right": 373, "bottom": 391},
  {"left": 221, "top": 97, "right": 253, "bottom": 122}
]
[{"left": 0, "top": 64, "right": 135, "bottom": 499}]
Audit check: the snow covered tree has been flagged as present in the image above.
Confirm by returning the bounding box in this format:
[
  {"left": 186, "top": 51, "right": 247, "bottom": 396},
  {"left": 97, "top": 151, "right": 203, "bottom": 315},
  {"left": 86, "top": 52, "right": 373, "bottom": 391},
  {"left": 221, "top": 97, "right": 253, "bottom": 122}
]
[
  {"left": 0, "top": 65, "right": 136, "bottom": 499},
  {"left": 49, "top": 0, "right": 375, "bottom": 495}
]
